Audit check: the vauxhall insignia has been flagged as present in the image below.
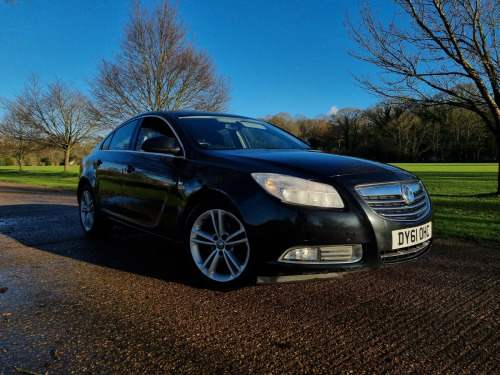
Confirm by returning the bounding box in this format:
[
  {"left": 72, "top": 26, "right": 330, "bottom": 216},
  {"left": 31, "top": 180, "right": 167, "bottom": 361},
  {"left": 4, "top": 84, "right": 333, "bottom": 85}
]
[
  {"left": 401, "top": 184, "right": 415, "bottom": 204},
  {"left": 78, "top": 111, "right": 433, "bottom": 287}
]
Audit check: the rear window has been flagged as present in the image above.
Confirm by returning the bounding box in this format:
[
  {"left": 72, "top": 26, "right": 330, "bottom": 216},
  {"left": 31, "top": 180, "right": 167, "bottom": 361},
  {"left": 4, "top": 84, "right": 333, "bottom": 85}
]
[{"left": 107, "top": 120, "right": 139, "bottom": 151}]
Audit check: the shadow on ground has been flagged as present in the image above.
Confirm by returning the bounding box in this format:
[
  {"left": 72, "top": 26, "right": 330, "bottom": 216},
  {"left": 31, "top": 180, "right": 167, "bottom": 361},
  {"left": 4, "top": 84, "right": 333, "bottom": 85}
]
[{"left": 0, "top": 202, "right": 195, "bottom": 287}]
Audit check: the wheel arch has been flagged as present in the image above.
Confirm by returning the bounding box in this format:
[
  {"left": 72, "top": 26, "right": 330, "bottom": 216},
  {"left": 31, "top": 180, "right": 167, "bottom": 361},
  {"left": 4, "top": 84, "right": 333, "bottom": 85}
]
[
  {"left": 181, "top": 187, "right": 242, "bottom": 236},
  {"left": 77, "top": 176, "right": 93, "bottom": 202},
  {"left": 181, "top": 187, "right": 255, "bottom": 287}
]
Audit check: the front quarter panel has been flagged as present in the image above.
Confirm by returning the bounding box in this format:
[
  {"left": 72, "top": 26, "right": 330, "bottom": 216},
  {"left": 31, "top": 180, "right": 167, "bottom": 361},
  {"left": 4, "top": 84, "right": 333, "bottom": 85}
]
[{"left": 79, "top": 156, "right": 97, "bottom": 193}]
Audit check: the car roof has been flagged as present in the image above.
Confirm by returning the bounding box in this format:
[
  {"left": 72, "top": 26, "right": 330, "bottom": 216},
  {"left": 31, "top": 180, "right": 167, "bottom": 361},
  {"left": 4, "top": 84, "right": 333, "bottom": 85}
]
[{"left": 132, "top": 110, "right": 255, "bottom": 120}]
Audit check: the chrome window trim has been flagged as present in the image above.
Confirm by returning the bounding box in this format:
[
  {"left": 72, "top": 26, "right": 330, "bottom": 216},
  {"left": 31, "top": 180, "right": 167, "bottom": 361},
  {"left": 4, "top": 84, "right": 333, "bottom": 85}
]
[
  {"left": 134, "top": 114, "right": 186, "bottom": 159},
  {"left": 99, "top": 114, "right": 186, "bottom": 159}
]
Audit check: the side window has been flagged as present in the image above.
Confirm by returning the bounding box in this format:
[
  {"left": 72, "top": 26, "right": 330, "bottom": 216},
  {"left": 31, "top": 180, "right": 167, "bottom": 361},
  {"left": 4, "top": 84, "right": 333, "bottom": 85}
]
[
  {"left": 135, "top": 117, "right": 177, "bottom": 151},
  {"left": 108, "top": 120, "right": 139, "bottom": 151},
  {"left": 101, "top": 133, "right": 113, "bottom": 150}
]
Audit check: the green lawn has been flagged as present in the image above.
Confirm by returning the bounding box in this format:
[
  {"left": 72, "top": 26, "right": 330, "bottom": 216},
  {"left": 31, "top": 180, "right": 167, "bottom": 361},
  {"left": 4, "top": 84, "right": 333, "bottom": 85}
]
[
  {"left": 393, "top": 163, "right": 499, "bottom": 247},
  {"left": 0, "top": 165, "right": 80, "bottom": 191},
  {"left": 0, "top": 163, "right": 498, "bottom": 246}
]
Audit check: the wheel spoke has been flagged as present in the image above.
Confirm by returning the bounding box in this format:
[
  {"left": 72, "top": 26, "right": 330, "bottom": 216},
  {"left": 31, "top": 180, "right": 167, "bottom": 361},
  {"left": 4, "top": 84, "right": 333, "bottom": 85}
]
[
  {"left": 79, "top": 190, "right": 97, "bottom": 232},
  {"left": 225, "top": 228, "right": 245, "bottom": 242},
  {"left": 218, "top": 210, "right": 225, "bottom": 237},
  {"left": 192, "top": 228, "right": 216, "bottom": 242},
  {"left": 223, "top": 250, "right": 241, "bottom": 277},
  {"left": 84, "top": 192, "right": 93, "bottom": 210},
  {"left": 192, "top": 238, "right": 216, "bottom": 246},
  {"left": 201, "top": 249, "right": 218, "bottom": 271},
  {"left": 207, "top": 252, "right": 220, "bottom": 275},
  {"left": 210, "top": 211, "right": 220, "bottom": 238},
  {"left": 226, "top": 238, "right": 249, "bottom": 246},
  {"left": 85, "top": 214, "right": 91, "bottom": 228}
]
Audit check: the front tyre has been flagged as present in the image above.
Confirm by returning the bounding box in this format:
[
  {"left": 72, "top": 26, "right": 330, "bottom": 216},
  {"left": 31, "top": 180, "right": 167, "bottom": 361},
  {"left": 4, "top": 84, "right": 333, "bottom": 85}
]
[
  {"left": 78, "top": 185, "right": 111, "bottom": 236},
  {"left": 185, "top": 203, "right": 253, "bottom": 288}
]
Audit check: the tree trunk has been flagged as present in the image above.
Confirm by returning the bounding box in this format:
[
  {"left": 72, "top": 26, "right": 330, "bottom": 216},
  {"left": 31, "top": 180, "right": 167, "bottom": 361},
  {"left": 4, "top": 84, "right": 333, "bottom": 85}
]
[
  {"left": 494, "top": 133, "right": 500, "bottom": 194},
  {"left": 497, "top": 160, "right": 500, "bottom": 195},
  {"left": 63, "top": 147, "right": 71, "bottom": 172},
  {"left": 497, "top": 136, "right": 500, "bottom": 195}
]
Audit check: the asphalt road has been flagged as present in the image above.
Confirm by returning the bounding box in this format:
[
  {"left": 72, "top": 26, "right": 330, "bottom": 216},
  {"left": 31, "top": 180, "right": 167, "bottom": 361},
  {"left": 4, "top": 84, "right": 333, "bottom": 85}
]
[{"left": 0, "top": 180, "right": 498, "bottom": 375}]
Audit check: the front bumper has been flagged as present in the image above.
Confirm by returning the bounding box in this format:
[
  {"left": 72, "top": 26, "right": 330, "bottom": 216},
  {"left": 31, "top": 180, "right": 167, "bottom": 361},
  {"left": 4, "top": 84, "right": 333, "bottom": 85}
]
[
  {"left": 237, "top": 179, "right": 433, "bottom": 277},
  {"left": 257, "top": 239, "right": 433, "bottom": 278}
]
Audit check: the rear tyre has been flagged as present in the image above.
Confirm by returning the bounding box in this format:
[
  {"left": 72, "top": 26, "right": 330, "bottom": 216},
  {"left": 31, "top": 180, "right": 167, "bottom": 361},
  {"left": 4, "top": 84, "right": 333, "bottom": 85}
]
[
  {"left": 78, "top": 185, "right": 112, "bottom": 236},
  {"left": 184, "top": 202, "right": 253, "bottom": 288}
]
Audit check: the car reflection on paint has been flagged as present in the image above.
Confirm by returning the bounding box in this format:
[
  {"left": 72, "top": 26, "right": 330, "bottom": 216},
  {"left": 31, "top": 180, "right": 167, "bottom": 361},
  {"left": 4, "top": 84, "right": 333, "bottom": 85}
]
[{"left": 78, "top": 111, "right": 433, "bottom": 288}]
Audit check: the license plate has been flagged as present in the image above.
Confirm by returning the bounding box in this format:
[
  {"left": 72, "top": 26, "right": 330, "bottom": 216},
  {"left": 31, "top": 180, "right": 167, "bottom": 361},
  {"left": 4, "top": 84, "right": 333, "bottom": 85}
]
[{"left": 392, "top": 222, "right": 432, "bottom": 249}]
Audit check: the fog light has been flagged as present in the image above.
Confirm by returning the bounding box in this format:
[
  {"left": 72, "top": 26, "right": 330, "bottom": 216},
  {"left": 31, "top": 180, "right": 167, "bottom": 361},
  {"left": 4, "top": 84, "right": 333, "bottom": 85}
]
[
  {"left": 282, "top": 247, "right": 319, "bottom": 261},
  {"left": 280, "top": 245, "right": 363, "bottom": 264}
]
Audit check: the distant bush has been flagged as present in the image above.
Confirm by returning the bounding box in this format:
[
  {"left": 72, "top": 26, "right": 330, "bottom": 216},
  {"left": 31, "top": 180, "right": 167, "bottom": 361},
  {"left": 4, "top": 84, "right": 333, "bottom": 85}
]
[
  {"left": 0, "top": 157, "right": 15, "bottom": 166},
  {"left": 40, "top": 157, "right": 52, "bottom": 166}
]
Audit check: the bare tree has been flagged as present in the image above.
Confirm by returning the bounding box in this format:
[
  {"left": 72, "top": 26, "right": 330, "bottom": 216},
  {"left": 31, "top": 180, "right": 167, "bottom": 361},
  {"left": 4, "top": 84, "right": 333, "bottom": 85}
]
[
  {"left": 295, "top": 115, "right": 315, "bottom": 140},
  {"left": 388, "top": 110, "right": 433, "bottom": 161},
  {"left": 20, "top": 75, "right": 104, "bottom": 172},
  {"left": 91, "top": 0, "right": 231, "bottom": 122},
  {"left": 346, "top": 0, "right": 500, "bottom": 194},
  {"left": 330, "top": 107, "right": 363, "bottom": 152},
  {"left": 0, "top": 97, "right": 38, "bottom": 171},
  {"left": 265, "top": 112, "right": 300, "bottom": 136},
  {"left": 364, "top": 103, "right": 405, "bottom": 136},
  {"left": 441, "top": 105, "right": 490, "bottom": 160}
]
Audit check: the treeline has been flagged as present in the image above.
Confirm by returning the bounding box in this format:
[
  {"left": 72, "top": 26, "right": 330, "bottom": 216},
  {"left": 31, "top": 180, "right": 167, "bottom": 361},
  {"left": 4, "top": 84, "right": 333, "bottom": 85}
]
[
  {"left": 264, "top": 102, "right": 497, "bottom": 163},
  {"left": 1, "top": 100, "right": 497, "bottom": 168},
  {"left": 0, "top": 143, "right": 94, "bottom": 167}
]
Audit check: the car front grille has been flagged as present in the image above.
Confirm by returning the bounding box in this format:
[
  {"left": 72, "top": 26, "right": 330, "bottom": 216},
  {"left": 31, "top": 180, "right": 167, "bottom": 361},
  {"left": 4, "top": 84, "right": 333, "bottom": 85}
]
[
  {"left": 356, "top": 181, "right": 431, "bottom": 221},
  {"left": 381, "top": 240, "right": 431, "bottom": 263}
]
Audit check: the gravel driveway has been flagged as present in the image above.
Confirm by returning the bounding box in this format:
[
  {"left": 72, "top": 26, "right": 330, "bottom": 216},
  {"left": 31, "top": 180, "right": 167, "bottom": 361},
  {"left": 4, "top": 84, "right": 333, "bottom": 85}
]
[{"left": 0, "top": 181, "right": 498, "bottom": 374}]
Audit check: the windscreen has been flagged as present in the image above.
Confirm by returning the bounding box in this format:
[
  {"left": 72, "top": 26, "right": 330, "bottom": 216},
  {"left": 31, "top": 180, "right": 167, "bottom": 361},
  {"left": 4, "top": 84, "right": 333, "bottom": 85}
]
[{"left": 178, "top": 116, "right": 309, "bottom": 150}]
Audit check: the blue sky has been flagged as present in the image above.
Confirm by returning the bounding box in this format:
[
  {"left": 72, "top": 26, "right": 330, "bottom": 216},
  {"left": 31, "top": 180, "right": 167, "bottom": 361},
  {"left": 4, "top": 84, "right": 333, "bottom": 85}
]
[{"left": 0, "top": 0, "right": 385, "bottom": 119}]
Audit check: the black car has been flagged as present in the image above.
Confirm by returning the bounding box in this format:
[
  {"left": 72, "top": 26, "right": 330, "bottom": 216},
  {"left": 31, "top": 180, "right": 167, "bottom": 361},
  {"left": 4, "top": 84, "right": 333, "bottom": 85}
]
[{"left": 78, "top": 111, "right": 433, "bottom": 287}]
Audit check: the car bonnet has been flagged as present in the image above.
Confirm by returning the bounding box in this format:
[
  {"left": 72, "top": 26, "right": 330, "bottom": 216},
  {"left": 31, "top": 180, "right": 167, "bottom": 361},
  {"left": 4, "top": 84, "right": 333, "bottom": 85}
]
[{"left": 209, "top": 149, "right": 414, "bottom": 181}]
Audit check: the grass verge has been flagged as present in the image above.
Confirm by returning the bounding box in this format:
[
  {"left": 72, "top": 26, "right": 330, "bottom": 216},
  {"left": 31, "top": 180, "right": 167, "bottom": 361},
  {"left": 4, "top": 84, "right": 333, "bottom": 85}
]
[
  {"left": 0, "top": 163, "right": 498, "bottom": 246},
  {"left": 0, "top": 166, "right": 79, "bottom": 191},
  {"left": 393, "top": 163, "right": 499, "bottom": 247}
]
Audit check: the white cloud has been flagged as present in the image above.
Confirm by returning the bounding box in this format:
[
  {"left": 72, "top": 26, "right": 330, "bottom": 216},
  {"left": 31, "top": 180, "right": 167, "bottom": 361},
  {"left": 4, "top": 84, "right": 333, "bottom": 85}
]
[{"left": 327, "top": 105, "right": 339, "bottom": 116}]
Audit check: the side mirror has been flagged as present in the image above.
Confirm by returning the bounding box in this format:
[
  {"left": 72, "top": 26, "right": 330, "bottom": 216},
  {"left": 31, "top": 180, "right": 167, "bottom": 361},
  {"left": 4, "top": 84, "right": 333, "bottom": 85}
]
[
  {"left": 306, "top": 138, "right": 319, "bottom": 150},
  {"left": 141, "top": 135, "right": 181, "bottom": 155}
]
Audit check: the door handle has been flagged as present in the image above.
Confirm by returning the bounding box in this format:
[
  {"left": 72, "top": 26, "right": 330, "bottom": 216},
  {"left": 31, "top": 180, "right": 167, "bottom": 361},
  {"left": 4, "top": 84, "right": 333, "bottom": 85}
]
[
  {"left": 96, "top": 159, "right": 103, "bottom": 166},
  {"left": 126, "top": 164, "right": 135, "bottom": 173}
]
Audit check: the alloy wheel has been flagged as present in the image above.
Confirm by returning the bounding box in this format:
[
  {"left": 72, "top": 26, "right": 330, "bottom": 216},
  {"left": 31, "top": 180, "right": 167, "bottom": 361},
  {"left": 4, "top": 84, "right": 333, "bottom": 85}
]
[
  {"left": 190, "top": 209, "right": 250, "bottom": 283},
  {"left": 80, "top": 190, "right": 95, "bottom": 232}
]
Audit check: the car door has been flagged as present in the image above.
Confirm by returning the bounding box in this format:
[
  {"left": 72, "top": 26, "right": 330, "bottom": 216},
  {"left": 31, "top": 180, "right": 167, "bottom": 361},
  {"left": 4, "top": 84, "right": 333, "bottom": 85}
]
[
  {"left": 120, "top": 116, "right": 182, "bottom": 233},
  {"left": 94, "top": 119, "right": 140, "bottom": 217}
]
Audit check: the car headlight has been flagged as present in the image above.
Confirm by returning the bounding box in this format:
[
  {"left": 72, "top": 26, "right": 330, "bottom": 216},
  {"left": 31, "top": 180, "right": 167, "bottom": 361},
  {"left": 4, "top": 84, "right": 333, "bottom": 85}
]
[{"left": 251, "top": 173, "right": 344, "bottom": 208}]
